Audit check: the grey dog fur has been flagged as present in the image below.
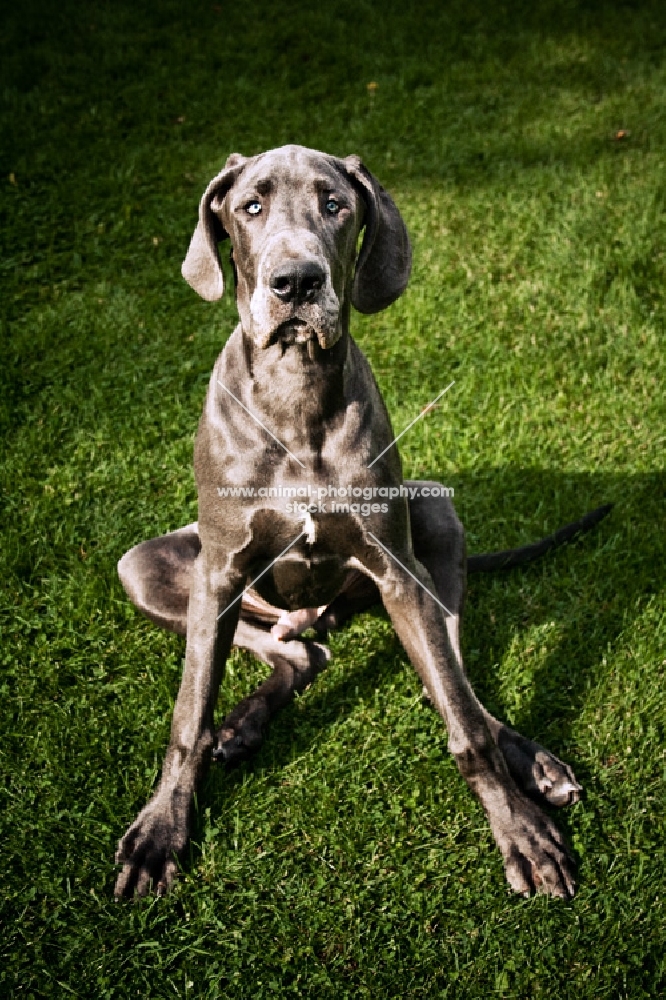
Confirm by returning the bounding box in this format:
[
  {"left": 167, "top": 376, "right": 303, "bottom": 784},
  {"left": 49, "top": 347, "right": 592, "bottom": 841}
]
[{"left": 115, "top": 145, "right": 608, "bottom": 900}]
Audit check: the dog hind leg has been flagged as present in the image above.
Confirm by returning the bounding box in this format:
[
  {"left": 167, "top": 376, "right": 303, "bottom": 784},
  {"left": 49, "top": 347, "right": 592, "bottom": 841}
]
[
  {"left": 116, "top": 525, "right": 332, "bottom": 765},
  {"left": 213, "top": 621, "right": 330, "bottom": 765}
]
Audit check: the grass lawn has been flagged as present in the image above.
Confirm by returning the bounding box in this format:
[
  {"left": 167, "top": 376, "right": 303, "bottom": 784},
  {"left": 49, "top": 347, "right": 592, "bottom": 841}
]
[{"left": 1, "top": 0, "right": 665, "bottom": 995}]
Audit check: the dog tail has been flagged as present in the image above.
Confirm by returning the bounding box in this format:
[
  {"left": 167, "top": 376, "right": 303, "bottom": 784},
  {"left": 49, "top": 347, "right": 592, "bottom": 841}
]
[{"left": 467, "top": 503, "right": 613, "bottom": 573}]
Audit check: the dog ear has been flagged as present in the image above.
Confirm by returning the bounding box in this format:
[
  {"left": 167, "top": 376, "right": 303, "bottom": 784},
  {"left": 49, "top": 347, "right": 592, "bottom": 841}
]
[
  {"left": 181, "top": 154, "right": 247, "bottom": 301},
  {"left": 342, "top": 155, "right": 412, "bottom": 314}
]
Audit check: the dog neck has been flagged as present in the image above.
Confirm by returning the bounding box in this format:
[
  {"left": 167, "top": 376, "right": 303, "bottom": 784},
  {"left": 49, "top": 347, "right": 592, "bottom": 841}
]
[{"left": 240, "top": 325, "right": 350, "bottom": 455}]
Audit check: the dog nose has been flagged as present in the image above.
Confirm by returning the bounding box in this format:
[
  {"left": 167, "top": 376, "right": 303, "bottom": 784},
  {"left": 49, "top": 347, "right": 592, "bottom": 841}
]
[{"left": 269, "top": 261, "right": 325, "bottom": 303}]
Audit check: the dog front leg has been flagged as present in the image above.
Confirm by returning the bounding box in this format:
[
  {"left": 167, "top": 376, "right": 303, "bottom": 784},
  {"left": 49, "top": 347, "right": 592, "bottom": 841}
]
[
  {"left": 114, "top": 551, "right": 242, "bottom": 899},
  {"left": 378, "top": 560, "right": 576, "bottom": 898}
]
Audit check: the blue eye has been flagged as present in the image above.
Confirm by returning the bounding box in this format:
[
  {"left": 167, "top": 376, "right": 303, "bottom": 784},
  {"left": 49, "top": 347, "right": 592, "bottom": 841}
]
[
  {"left": 246, "top": 201, "right": 262, "bottom": 216},
  {"left": 325, "top": 198, "right": 340, "bottom": 215}
]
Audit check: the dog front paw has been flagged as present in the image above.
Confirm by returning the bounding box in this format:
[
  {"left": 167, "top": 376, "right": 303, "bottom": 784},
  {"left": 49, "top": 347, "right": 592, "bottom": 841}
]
[
  {"left": 114, "top": 797, "right": 188, "bottom": 899},
  {"left": 490, "top": 791, "right": 577, "bottom": 899}
]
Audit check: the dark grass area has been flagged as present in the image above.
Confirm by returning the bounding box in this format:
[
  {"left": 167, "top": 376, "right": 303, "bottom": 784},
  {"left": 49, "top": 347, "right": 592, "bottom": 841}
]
[{"left": 1, "top": 0, "right": 665, "bottom": 996}]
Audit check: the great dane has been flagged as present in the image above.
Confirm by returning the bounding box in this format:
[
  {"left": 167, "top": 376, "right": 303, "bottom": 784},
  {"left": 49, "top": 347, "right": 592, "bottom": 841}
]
[{"left": 114, "top": 144, "right": 609, "bottom": 900}]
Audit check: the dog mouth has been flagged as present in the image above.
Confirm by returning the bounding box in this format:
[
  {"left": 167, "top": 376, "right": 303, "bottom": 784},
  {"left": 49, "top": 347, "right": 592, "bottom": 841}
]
[
  {"left": 277, "top": 319, "right": 315, "bottom": 344},
  {"left": 271, "top": 319, "right": 329, "bottom": 360}
]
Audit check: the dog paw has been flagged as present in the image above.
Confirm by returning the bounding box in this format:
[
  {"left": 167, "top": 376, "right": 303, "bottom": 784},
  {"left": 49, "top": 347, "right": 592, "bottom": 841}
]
[
  {"left": 114, "top": 798, "right": 187, "bottom": 899},
  {"left": 497, "top": 728, "right": 582, "bottom": 807},
  {"left": 490, "top": 792, "right": 577, "bottom": 899},
  {"left": 271, "top": 605, "right": 328, "bottom": 641},
  {"left": 213, "top": 696, "right": 269, "bottom": 766}
]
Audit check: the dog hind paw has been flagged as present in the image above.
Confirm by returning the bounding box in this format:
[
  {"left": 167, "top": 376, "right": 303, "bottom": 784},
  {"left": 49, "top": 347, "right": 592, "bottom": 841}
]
[
  {"left": 497, "top": 728, "right": 582, "bottom": 807},
  {"left": 213, "top": 696, "right": 269, "bottom": 766}
]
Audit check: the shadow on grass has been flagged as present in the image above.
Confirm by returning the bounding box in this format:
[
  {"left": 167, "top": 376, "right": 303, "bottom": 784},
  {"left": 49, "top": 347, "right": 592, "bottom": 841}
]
[{"left": 190, "top": 467, "right": 663, "bottom": 839}]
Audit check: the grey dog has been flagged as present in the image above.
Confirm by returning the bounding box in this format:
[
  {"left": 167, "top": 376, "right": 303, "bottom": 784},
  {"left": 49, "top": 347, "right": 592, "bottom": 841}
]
[{"left": 115, "top": 144, "right": 609, "bottom": 900}]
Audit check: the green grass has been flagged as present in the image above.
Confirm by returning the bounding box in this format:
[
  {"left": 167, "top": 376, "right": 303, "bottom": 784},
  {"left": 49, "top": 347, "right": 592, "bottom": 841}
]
[{"left": 1, "top": 0, "right": 665, "bottom": 996}]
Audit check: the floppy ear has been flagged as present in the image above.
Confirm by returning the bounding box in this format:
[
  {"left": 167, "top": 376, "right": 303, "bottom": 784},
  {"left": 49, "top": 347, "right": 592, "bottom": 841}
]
[
  {"left": 342, "top": 155, "right": 412, "bottom": 314},
  {"left": 181, "top": 153, "right": 247, "bottom": 301}
]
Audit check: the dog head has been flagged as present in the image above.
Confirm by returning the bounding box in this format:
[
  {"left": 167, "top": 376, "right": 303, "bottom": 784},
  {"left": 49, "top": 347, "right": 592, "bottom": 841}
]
[{"left": 181, "top": 145, "right": 411, "bottom": 352}]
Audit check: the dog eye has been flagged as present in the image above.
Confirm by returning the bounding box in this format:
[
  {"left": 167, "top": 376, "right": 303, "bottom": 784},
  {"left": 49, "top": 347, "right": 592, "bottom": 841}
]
[
  {"left": 325, "top": 198, "right": 340, "bottom": 215},
  {"left": 245, "top": 201, "right": 262, "bottom": 216}
]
